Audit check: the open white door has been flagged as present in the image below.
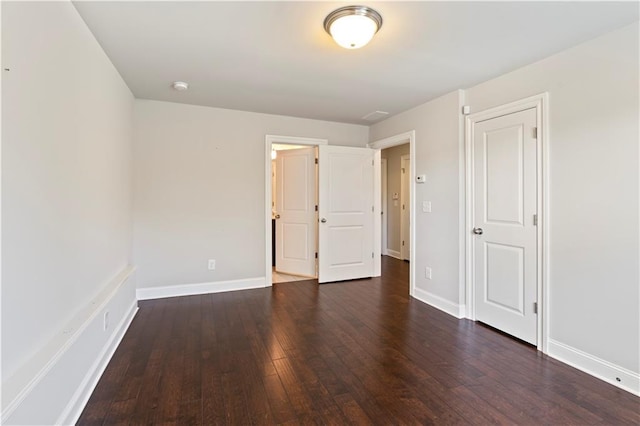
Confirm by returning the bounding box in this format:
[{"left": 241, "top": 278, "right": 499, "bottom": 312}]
[
  {"left": 275, "top": 147, "right": 317, "bottom": 277},
  {"left": 318, "top": 145, "right": 374, "bottom": 283}
]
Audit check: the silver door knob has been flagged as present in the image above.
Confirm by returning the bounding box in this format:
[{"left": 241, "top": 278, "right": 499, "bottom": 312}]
[
  {"left": 320, "top": 218, "right": 327, "bottom": 223},
  {"left": 275, "top": 214, "right": 280, "bottom": 219},
  {"left": 473, "top": 227, "right": 483, "bottom": 235}
]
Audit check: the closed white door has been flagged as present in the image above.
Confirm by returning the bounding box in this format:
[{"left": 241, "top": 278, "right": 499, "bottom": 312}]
[
  {"left": 318, "top": 145, "right": 374, "bottom": 283},
  {"left": 400, "top": 155, "right": 411, "bottom": 260},
  {"left": 275, "top": 147, "right": 317, "bottom": 277},
  {"left": 473, "top": 108, "right": 538, "bottom": 345}
]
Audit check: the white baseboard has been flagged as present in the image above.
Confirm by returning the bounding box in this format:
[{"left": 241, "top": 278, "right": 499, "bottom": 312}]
[
  {"left": 386, "top": 249, "right": 402, "bottom": 260},
  {"left": 136, "top": 276, "right": 266, "bottom": 300},
  {"left": 548, "top": 339, "right": 640, "bottom": 396},
  {"left": 413, "top": 287, "right": 465, "bottom": 319},
  {"left": 57, "top": 302, "right": 138, "bottom": 424},
  {"left": 2, "top": 267, "right": 138, "bottom": 425}
]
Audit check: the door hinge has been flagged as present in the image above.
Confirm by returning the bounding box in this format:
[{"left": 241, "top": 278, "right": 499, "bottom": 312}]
[
  {"left": 315, "top": 205, "right": 318, "bottom": 211},
  {"left": 372, "top": 252, "right": 374, "bottom": 258},
  {"left": 315, "top": 158, "right": 318, "bottom": 164},
  {"left": 402, "top": 240, "right": 405, "bottom": 246},
  {"left": 532, "top": 127, "right": 538, "bottom": 139},
  {"left": 372, "top": 205, "right": 374, "bottom": 212},
  {"left": 372, "top": 159, "right": 374, "bottom": 166},
  {"left": 315, "top": 252, "right": 318, "bottom": 259},
  {"left": 402, "top": 204, "right": 405, "bottom": 210},
  {"left": 402, "top": 168, "right": 405, "bottom": 174},
  {"left": 533, "top": 302, "right": 538, "bottom": 314},
  {"left": 533, "top": 214, "right": 538, "bottom": 226}
]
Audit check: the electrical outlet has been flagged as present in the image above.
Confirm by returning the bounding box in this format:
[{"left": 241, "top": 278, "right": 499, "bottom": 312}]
[
  {"left": 425, "top": 267, "right": 432, "bottom": 280},
  {"left": 103, "top": 311, "right": 110, "bottom": 331},
  {"left": 208, "top": 259, "right": 216, "bottom": 270}
]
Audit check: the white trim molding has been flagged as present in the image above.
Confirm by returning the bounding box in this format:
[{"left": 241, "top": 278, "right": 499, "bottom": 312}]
[
  {"left": 265, "top": 135, "right": 328, "bottom": 288},
  {"left": 464, "top": 93, "right": 549, "bottom": 353},
  {"left": 2, "top": 267, "right": 138, "bottom": 425},
  {"left": 385, "top": 249, "right": 402, "bottom": 260},
  {"left": 137, "top": 277, "right": 266, "bottom": 300},
  {"left": 368, "top": 130, "right": 416, "bottom": 296},
  {"left": 548, "top": 339, "right": 640, "bottom": 396},
  {"left": 413, "top": 287, "right": 466, "bottom": 319}
]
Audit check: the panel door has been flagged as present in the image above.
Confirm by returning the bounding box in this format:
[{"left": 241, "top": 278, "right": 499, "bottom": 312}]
[
  {"left": 473, "top": 108, "right": 538, "bottom": 345},
  {"left": 318, "top": 145, "right": 374, "bottom": 283},
  {"left": 275, "top": 147, "right": 317, "bottom": 277}
]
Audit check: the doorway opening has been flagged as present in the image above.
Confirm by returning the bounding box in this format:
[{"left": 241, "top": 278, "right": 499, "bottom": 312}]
[
  {"left": 266, "top": 136, "right": 378, "bottom": 286},
  {"left": 368, "top": 131, "right": 416, "bottom": 295},
  {"left": 380, "top": 144, "right": 410, "bottom": 261}
]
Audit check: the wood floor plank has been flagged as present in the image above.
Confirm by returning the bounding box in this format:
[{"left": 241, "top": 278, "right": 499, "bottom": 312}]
[{"left": 78, "top": 256, "right": 640, "bottom": 425}]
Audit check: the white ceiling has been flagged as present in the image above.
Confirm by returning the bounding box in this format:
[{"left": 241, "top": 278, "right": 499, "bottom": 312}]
[{"left": 73, "top": 1, "right": 639, "bottom": 125}]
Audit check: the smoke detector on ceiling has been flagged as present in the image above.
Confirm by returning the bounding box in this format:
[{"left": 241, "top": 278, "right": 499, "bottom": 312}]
[
  {"left": 362, "top": 110, "right": 389, "bottom": 121},
  {"left": 172, "top": 81, "right": 189, "bottom": 91}
]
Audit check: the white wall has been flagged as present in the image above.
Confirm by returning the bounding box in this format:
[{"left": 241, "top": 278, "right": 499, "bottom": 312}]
[
  {"left": 134, "top": 100, "right": 368, "bottom": 290},
  {"left": 1, "top": 1, "right": 135, "bottom": 422},
  {"left": 372, "top": 22, "right": 639, "bottom": 391},
  {"left": 371, "top": 91, "right": 464, "bottom": 314},
  {"left": 381, "top": 144, "right": 410, "bottom": 254},
  {"left": 466, "top": 22, "right": 639, "bottom": 378}
]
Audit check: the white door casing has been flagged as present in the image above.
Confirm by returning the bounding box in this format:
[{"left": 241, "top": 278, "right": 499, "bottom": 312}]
[
  {"left": 381, "top": 158, "right": 388, "bottom": 255},
  {"left": 318, "top": 145, "right": 375, "bottom": 283},
  {"left": 401, "top": 154, "right": 411, "bottom": 261},
  {"left": 472, "top": 107, "right": 538, "bottom": 345},
  {"left": 275, "top": 147, "right": 317, "bottom": 277}
]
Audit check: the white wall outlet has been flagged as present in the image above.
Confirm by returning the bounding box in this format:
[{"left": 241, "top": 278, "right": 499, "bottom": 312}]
[
  {"left": 208, "top": 259, "right": 216, "bottom": 270},
  {"left": 103, "top": 311, "right": 110, "bottom": 331},
  {"left": 422, "top": 201, "right": 432, "bottom": 213},
  {"left": 416, "top": 174, "right": 426, "bottom": 183},
  {"left": 425, "top": 267, "right": 432, "bottom": 280}
]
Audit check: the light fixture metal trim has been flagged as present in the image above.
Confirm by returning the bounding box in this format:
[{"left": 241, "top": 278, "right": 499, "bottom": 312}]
[{"left": 323, "top": 5, "right": 383, "bottom": 34}]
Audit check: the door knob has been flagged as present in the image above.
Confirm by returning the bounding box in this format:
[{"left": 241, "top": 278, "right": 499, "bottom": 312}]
[
  {"left": 275, "top": 214, "right": 281, "bottom": 219},
  {"left": 320, "top": 218, "right": 327, "bottom": 223},
  {"left": 473, "top": 227, "right": 483, "bottom": 235}
]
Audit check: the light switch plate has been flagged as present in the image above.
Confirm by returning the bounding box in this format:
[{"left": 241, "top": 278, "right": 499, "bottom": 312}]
[
  {"left": 422, "top": 201, "right": 432, "bottom": 213},
  {"left": 425, "top": 267, "right": 432, "bottom": 280}
]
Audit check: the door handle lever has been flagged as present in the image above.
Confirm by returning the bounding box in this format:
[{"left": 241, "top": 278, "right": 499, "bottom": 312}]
[
  {"left": 275, "top": 214, "right": 281, "bottom": 219},
  {"left": 473, "top": 227, "right": 483, "bottom": 235},
  {"left": 320, "top": 218, "right": 327, "bottom": 223}
]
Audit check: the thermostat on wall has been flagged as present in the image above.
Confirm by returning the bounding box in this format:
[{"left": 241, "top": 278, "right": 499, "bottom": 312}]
[{"left": 416, "top": 174, "right": 426, "bottom": 183}]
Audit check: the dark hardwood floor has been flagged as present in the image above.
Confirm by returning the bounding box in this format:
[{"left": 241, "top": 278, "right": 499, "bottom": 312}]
[{"left": 79, "top": 257, "right": 639, "bottom": 425}]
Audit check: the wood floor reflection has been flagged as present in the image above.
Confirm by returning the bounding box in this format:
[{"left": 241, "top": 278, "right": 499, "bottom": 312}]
[{"left": 78, "top": 256, "right": 640, "bottom": 425}]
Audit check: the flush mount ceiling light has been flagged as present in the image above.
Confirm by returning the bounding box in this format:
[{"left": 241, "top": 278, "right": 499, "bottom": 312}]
[
  {"left": 324, "top": 5, "right": 382, "bottom": 49},
  {"left": 171, "top": 81, "right": 189, "bottom": 91}
]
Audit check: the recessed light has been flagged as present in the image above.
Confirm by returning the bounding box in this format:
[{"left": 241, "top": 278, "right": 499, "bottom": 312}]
[{"left": 172, "top": 81, "right": 189, "bottom": 91}]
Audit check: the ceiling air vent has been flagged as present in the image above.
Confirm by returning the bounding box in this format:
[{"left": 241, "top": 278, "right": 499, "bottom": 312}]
[{"left": 362, "top": 110, "right": 389, "bottom": 122}]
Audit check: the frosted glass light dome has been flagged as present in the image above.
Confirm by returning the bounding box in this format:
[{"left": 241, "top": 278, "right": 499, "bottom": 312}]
[{"left": 324, "top": 6, "right": 382, "bottom": 49}]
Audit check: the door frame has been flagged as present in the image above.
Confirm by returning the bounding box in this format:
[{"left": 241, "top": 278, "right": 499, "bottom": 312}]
[
  {"left": 368, "top": 131, "right": 416, "bottom": 296},
  {"left": 381, "top": 158, "right": 388, "bottom": 256},
  {"left": 265, "top": 135, "right": 328, "bottom": 287},
  {"left": 464, "top": 93, "right": 549, "bottom": 352},
  {"left": 400, "top": 154, "right": 410, "bottom": 261}
]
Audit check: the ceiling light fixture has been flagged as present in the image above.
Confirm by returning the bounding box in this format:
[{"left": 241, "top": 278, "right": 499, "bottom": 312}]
[
  {"left": 324, "top": 5, "right": 382, "bottom": 49},
  {"left": 172, "top": 81, "right": 189, "bottom": 91}
]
